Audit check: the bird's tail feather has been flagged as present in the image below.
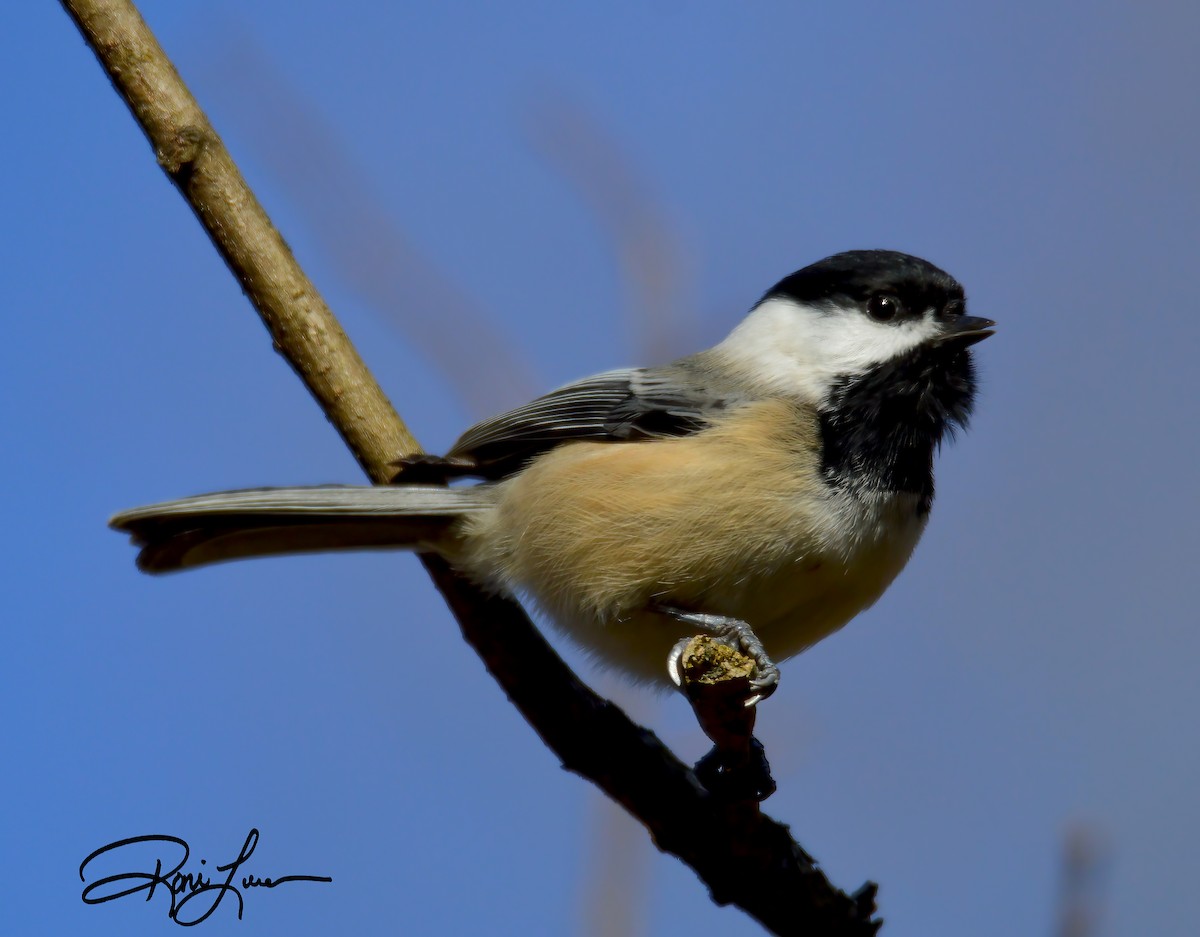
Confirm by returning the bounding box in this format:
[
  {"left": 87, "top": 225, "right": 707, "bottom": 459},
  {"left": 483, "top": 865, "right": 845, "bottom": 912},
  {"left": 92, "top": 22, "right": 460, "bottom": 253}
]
[{"left": 109, "top": 485, "right": 490, "bottom": 573}]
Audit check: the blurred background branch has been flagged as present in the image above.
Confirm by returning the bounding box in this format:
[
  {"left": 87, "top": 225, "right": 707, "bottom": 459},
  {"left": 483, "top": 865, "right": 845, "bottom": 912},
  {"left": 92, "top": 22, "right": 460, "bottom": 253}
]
[
  {"left": 198, "top": 26, "right": 539, "bottom": 419},
  {"left": 524, "top": 88, "right": 693, "bottom": 364},
  {"left": 1054, "top": 823, "right": 1109, "bottom": 937}
]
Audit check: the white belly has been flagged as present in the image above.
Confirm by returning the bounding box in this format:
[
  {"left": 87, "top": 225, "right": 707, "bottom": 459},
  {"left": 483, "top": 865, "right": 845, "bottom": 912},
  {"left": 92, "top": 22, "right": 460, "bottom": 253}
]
[{"left": 514, "top": 488, "right": 928, "bottom": 685}]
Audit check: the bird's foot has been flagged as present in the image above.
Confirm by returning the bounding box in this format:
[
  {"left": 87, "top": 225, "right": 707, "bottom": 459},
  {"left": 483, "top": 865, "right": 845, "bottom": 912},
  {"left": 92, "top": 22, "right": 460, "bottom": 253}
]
[
  {"left": 659, "top": 608, "right": 779, "bottom": 706},
  {"left": 662, "top": 623, "right": 778, "bottom": 801}
]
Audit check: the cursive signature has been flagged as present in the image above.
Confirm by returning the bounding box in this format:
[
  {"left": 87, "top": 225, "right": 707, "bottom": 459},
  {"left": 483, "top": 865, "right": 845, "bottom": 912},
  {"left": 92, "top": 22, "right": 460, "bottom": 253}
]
[{"left": 80, "top": 829, "right": 331, "bottom": 926}]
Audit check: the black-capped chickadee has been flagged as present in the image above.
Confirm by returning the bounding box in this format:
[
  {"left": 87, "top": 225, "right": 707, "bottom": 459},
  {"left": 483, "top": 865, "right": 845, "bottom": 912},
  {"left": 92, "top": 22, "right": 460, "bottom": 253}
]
[{"left": 111, "top": 250, "right": 993, "bottom": 703}]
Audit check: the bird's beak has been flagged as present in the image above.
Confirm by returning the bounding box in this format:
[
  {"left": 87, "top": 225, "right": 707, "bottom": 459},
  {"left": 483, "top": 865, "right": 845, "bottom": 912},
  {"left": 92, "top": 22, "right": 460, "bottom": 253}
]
[{"left": 936, "top": 315, "right": 996, "bottom": 348}]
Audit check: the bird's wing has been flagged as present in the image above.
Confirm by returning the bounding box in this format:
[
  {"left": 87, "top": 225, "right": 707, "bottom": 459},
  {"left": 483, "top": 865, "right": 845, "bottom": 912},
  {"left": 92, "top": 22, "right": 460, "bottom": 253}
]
[{"left": 396, "top": 365, "right": 739, "bottom": 481}]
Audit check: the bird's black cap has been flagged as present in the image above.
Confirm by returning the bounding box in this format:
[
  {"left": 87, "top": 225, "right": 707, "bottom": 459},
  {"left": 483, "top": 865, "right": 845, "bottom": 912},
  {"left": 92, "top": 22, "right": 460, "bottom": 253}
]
[{"left": 764, "top": 250, "right": 965, "bottom": 315}]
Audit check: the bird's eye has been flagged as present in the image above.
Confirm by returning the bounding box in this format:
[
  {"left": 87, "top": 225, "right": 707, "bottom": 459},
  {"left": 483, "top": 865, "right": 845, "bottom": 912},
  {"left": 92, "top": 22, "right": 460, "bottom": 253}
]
[{"left": 866, "top": 293, "right": 903, "bottom": 322}]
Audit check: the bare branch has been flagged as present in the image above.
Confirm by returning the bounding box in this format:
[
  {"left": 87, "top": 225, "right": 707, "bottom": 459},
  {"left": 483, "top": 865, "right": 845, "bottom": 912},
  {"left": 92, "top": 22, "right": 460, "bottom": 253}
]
[
  {"left": 59, "top": 0, "right": 417, "bottom": 479},
  {"left": 61, "top": 1, "right": 881, "bottom": 932}
]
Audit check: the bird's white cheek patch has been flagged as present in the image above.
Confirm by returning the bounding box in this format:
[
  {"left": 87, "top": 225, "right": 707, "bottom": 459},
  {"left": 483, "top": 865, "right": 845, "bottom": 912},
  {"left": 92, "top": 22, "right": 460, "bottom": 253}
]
[
  {"left": 823, "top": 313, "right": 932, "bottom": 374},
  {"left": 715, "top": 299, "right": 938, "bottom": 403}
]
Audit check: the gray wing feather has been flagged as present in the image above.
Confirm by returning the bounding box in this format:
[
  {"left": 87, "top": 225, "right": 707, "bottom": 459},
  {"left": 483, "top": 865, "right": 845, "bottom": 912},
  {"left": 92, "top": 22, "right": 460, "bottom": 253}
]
[
  {"left": 445, "top": 364, "right": 740, "bottom": 477},
  {"left": 450, "top": 369, "right": 637, "bottom": 453}
]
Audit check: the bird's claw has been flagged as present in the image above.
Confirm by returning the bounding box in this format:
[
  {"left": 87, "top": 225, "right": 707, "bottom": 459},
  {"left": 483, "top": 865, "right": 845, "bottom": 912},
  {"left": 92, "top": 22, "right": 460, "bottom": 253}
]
[{"left": 657, "top": 606, "right": 780, "bottom": 706}]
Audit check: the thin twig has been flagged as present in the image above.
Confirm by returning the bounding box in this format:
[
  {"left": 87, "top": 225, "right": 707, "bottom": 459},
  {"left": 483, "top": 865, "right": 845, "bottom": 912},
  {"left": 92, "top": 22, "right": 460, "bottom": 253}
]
[{"left": 60, "top": 1, "right": 882, "bottom": 932}]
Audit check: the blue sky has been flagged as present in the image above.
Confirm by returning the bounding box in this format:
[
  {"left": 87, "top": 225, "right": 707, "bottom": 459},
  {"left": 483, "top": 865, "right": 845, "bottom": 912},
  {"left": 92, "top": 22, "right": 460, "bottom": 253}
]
[{"left": 5, "top": 2, "right": 1199, "bottom": 934}]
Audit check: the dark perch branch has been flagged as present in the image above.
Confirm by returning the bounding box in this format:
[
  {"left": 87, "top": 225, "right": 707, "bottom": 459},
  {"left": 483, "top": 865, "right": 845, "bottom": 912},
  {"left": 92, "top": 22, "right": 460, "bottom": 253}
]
[
  {"left": 59, "top": 1, "right": 881, "bottom": 932},
  {"left": 675, "top": 637, "right": 776, "bottom": 801}
]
